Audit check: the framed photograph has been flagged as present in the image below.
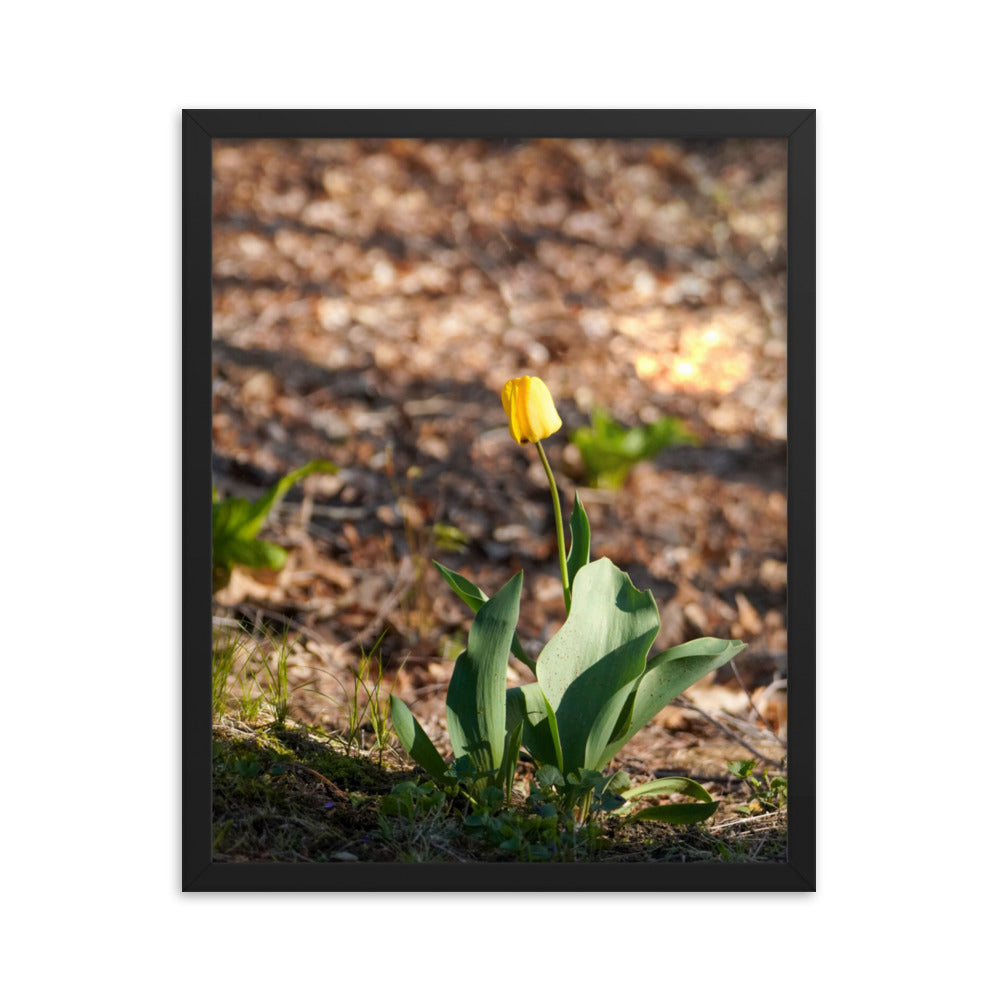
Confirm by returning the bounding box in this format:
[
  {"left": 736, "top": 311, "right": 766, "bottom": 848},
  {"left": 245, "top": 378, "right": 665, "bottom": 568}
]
[{"left": 183, "top": 109, "right": 815, "bottom": 891}]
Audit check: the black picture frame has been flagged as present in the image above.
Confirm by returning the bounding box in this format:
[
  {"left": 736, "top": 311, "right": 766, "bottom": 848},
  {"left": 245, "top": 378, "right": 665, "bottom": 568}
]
[{"left": 183, "top": 109, "right": 815, "bottom": 891}]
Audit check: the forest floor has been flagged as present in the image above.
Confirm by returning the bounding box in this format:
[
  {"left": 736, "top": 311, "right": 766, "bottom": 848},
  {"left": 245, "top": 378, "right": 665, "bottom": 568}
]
[{"left": 210, "top": 136, "right": 790, "bottom": 863}]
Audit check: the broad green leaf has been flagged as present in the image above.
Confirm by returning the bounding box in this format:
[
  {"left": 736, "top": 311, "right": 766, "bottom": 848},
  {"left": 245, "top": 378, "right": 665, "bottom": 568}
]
[
  {"left": 389, "top": 695, "right": 447, "bottom": 781},
  {"left": 535, "top": 558, "right": 660, "bottom": 773},
  {"left": 448, "top": 755, "right": 479, "bottom": 783},
  {"left": 621, "top": 775, "right": 714, "bottom": 803},
  {"left": 566, "top": 493, "right": 591, "bottom": 591},
  {"left": 235, "top": 460, "right": 338, "bottom": 541},
  {"left": 534, "top": 764, "right": 565, "bottom": 788},
  {"left": 565, "top": 768, "right": 605, "bottom": 789},
  {"left": 446, "top": 572, "right": 523, "bottom": 775},
  {"left": 624, "top": 801, "right": 719, "bottom": 825},
  {"left": 506, "top": 683, "right": 563, "bottom": 773},
  {"left": 597, "top": 637, "right": 747, "bottom": 769},
  {"left": 605, "top": 771, "right": 632, "bottom": 795},
  {"left": 212, "top": 460, "right": 337, "bottom": 590},
  {"left": 212, "top": 496, "right": 256, "bottom": 537},
  {"left": 221, "top": 537, "right": 289, "bottom": 571},
  {"left": 480, "top": 786, "right": 504, "bottom": 809},
  {"left": 433, "top": 561, "right": 536, "bottom": 670},
  {"left": 607, "top": 687, "right": 637, "bottom": 746}
]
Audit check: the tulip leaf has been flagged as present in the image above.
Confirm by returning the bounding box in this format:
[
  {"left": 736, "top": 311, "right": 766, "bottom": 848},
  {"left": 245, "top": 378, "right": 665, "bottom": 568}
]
[
  {"left": 389, "top": 695, "right": 448, "bottom": 781},
  {"left": 566, "top": 492, "right": 591, "bottom": 591},
  {"left": 624, "top": 801, "right": 719, "bottom": 825},
  {"left": 432, "top": 560, "right": 489, "bottom": 609},
  {"left": 605, "top": 770, "right": 632, "bottom": 796},
  {"left": 501, "top": 719, "right": 524, "bottom": 799},
  {"left": 597, "top": 637, "right": 746, "bottom": 768},
  {"left": 621, "top": 775, "right": 715, "bottom": 803},
  {"left": 446, "top": 572, "right": 523, "bottom": 776},
  {"left": 507, "top": 683, "right": 563, "bottom": 773},
  {"left": 534, "top": 558, "right": 660, "bottom": 773},
  {"left": 432, "top": 561, "right": 536, "bottom": 670}
]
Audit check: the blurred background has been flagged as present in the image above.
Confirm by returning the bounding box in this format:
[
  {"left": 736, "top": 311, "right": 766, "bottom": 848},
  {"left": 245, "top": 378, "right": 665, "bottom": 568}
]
[{"left": 212, "top": 137, "right": 788, "bottom": 763}]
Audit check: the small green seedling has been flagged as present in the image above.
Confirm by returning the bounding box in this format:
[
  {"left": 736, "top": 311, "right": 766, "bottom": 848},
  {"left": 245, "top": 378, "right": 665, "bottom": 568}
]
[{"left": 728, "top": 759, "right": 788, "bottom": 814}]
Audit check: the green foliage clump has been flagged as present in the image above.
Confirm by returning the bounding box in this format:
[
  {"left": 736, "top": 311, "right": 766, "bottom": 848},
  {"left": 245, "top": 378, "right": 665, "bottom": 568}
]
[
  {"left": 571, "top": 407, "right": 698, "bottom": 489},
  {"left": 212, "top": 624, "right": 293, "bottom": 724},
  {"left": 378, "top": 777, "right": 609, "bottom": 862},
  {"left": 728, "top": 759, "right": 788, "bottom": 814},
  {"left": 393, "top": 494, "right": 746, "bottom": 826},
  {"left": 212, "top": 459, "right": 337, "bottom": 591}
]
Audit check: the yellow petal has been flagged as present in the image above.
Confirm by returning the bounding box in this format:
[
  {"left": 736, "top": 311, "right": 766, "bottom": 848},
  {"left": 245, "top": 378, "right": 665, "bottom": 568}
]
[
  {"left": 501, "top": 376, "right": 562, "bottom": 444},
  {"left": 502, "top": 379, "right": 516, "bottom": 418}
]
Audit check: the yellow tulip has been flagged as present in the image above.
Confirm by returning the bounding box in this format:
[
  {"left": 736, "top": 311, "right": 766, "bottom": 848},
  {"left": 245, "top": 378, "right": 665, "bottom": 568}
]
[{"left": 501, "top": 376, "right": 563, "bottom": 445}]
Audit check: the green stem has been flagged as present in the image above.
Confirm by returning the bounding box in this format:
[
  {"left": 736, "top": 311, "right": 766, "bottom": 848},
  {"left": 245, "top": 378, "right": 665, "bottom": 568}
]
[{"left": 536, "top": 441, "right": 571, "bottom": 613}]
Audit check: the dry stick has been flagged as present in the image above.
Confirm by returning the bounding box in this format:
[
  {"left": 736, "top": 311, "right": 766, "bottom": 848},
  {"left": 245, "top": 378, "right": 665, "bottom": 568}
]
[
  {"left": 728, "top": 660, "right": 785, "bottom": 744},
  {"left": 285, "top": 761, "right": 350, "bottom": 800},
  {"left": 709, "top": 808, "right": 787, "bottom": 832},
  {"left": 716, "top": 709, "right": 786, "bottom": 747},
  {"left": 674, "top": 696, "right": 785, "bottom": 769},
  {"left": 231, "top": 603, "right": 339, "bottom": 667}
]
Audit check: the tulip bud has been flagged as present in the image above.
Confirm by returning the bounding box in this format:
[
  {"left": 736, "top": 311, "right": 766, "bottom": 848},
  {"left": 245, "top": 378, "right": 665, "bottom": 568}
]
[{"left": 502, "top": 376, "right": 563, "bottom": 445}]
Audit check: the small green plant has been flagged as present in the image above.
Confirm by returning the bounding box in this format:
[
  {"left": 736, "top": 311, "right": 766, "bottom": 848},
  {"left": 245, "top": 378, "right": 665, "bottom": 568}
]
[
  {"left": 380, "top": 776, "right": 609, "bottom": 862},
  {"left": 570, "top": 406, "right": 698, "bottom": 489},
  {"left": 344, "top": 636, "right": 395, "bottom": 763},
  {"left": 379, "top": 780, "right": 449, "bottom": 822},
  {"left": 432, "top": 521, "right": 470, "bottom": 553},
  {"left": 212, "top": 459, "right": 337, "bottom": 591},
  {"left": 212, "top": 628, "right": 242, "bottom": 719},
  {"left": 212, "top": 624, "right": 294, "bottom": 726},
  {"left": 728, "top": 759, "right": 788, "bottom": 814},
  {"left": 464, "top": 781, "right": 609, "bottom": 861},
  {"left": 377, "top": 780, "right": 457, "bottom": 862},
  {"left": 392, "top": 376, "right": 745, "bottom": 825},
  {"left": 260, "top": 629, "right": 292, "bottom": 726},
  {"left": 531, "top": 764, "right": 719, "bottom": 828}
]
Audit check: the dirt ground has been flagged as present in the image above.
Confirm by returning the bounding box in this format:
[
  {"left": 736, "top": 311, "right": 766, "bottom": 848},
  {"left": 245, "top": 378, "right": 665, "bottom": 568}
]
[{"left": 211, "top": 137, "right": 789, "bottom": 807}]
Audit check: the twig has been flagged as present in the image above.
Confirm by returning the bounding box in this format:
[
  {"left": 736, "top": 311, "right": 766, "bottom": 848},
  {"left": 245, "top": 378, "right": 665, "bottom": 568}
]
[
  {"left": 716, "top": 709, "right": 787, "bottom": 747},
  {"left": 274, "top": 502, "right": 372, "bottom": 521},
  {"left": 674, "top": 696, "right": 785, "bottom": 768},
  {"left": 230, "top": 603, "right": 334, "bottom": 655},
  {"left": 284, "top": 761, "right": 349, "bottom": 800},
  {"left": 728, "top": 660, "right": 777, "bottom": 737},
  {"left": 709, "top": 807, "right": 787, "bottom": 832}
]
